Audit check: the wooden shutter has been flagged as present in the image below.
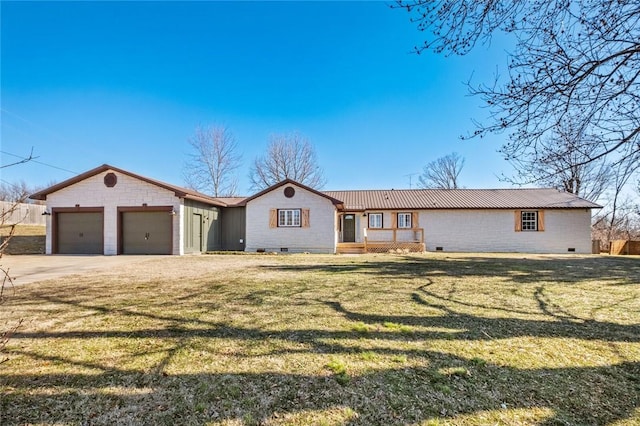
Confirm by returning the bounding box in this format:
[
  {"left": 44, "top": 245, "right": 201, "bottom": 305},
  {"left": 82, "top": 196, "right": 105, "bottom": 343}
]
[
  {"left": 412, "top": 212, "right": 419, "bottom": 228},
  {"left": 514, "top": 210, "right": 522, "bottom": 232},
  {"left": 302, "top": 209, "right": 310, "bottom": 228},
  {"left": 537, "top": 210, "right": 545, "bottom": 232},
  {"left": 391, "top": 212, "right": 397, "bottom": 229},
  {"left": 269, "top": 209, "right": 277, "bottom": 228}
]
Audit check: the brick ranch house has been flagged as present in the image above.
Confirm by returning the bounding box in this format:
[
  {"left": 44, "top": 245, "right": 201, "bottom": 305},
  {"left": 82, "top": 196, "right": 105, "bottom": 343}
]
[{"left": 30, "top": 164, "right": 601, "bottom": 255}]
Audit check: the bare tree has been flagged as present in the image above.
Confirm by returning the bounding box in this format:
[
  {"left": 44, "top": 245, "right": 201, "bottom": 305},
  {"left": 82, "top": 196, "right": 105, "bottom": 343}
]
[
  {"left": 395, "top": 1, "right": 640, "bottom": 194},
  {"left": 506, "top": 118, "right": 611, "bottom": 202},
  {"left": 249, "top": 133, "right": 326, "bottom": 190},
  {"left": 0, "top": 152, "right": 35, "bottom": 363},
  {"left": 418, "top": 152, "right": 464, "bottom": 189},
  {"left": 0, "top": 180, "right": 41, "bottom": 203},
  {"left": 183, "top": 125, "right": 242, "bottom": 197}
]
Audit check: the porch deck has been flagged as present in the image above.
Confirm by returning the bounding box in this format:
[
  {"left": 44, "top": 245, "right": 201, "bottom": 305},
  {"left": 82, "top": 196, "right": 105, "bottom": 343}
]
[
  {"left": 336, "top": 241, "right": 426, "bottom": 254},
  {"left": 336, "top": 227, "right": 426, "bottom": 254}
]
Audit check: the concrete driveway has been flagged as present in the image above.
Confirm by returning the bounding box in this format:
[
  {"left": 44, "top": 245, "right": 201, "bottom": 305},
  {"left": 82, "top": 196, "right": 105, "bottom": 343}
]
[{"left": 0, "top": 255, "right": 169, "bottom": 286}]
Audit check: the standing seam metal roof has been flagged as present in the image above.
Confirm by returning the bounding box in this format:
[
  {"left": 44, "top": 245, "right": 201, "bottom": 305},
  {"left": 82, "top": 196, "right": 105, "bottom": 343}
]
[{"left": 322, "top": 188, "right": 601, "bottom": 210}]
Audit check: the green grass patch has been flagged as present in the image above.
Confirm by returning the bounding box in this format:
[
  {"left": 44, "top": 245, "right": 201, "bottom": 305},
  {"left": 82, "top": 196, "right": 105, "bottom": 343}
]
[
  {"left": 1, "top": 253, "right": 639, "bottom": 425},
  {"left": 382, "top": 321, "right": 414, "bottom": 334},
  {"left": 351, "top": 321, "right": 372, "bottom": 333}
]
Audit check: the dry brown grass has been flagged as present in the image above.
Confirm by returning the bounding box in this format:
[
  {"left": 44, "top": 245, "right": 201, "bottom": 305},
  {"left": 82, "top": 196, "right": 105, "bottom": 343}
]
[
  {"left": 0, "top": 224, "right": 46, "bottom": 237},
  {"left": 0, "top": 225, "right": 46, "bottom": 254},
  {"left": 1, "top": 253, "right": 639, "bottom": 425}
]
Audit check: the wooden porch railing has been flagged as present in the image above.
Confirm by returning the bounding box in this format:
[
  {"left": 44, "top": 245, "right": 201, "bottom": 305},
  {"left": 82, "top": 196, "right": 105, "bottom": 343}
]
[{"left": 363, "top": 228, "right": 425, "bottom": 253}]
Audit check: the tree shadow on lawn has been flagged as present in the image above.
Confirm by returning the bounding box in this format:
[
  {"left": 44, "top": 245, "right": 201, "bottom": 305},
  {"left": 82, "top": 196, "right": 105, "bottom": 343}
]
[
  {"left": 3, "top": 296, "right": 640, "bottom": 425},
  {"left": 261, "top": 254, "right": 640, "bottom": 285},
  {"left": 3, "top": 255, "right": 639, "bottom": 424},
  {"left": 2, "top": 338, "right": 638, "bottom": 425},
  {"left": 16, "top": 289, "right": 640, "bottom": 344}
]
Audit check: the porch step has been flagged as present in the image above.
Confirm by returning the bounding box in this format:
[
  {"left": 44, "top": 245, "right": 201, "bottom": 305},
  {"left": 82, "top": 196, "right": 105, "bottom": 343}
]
[{"left": 336, "top": 243, "right": 366, "bottom": 254}]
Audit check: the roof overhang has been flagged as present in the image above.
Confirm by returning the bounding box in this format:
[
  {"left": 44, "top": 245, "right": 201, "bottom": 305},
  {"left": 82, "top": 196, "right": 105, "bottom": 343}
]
[
  {"left": 29, "top": 164, "right": 227, "bottom": 207},
  {"left": 241, "top": 179, "right": 344, "bottom": 208}
]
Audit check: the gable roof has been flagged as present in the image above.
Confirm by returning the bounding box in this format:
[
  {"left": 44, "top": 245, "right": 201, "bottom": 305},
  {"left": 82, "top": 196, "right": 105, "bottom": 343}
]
[
  {"left": 241, "top": 179, "right": 343, "bottom": 207},
  {"left": 323, "top": 188, "right": 601, "bottom": 210},
  {"left": 29, "top": 164, "right": 227, "bottom": 207}
]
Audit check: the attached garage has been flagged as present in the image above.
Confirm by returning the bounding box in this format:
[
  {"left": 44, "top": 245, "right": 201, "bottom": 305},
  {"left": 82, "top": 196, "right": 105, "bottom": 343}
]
[
  {"left": 119, "top": 209, "right": 173, "bottom": 255},
  {"left": 54, "top": 209, "right": 104, "bottom": 254},
  {"left": 30, "top": 164, "right": 232, "bottom": 255}
]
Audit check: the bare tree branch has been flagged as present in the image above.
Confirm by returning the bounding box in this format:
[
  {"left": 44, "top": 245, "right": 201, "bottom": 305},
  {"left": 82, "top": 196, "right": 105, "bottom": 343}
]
[
  {"left": 396, "top": 0, "right": 640, "bottom": 202},
  {"left": 183, "top": 125, "right": 242, "bottom": 197},
  {"left": 0, "top": 150, "right": 35, "bottom": 362},
  {"left": 249, "top": 133, "right": 326, "bottom": 190},
  {"left": 503, "top": 117, "right": 612, "bottom": 202},
  {"left": 418, "top": 152, "right": 465, "bottom": 189}
]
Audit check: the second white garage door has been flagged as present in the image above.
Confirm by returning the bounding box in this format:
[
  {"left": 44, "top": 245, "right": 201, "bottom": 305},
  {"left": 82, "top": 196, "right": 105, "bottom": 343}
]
[{"left": 121, "top": 211, "right": 172, "bottom": 255}]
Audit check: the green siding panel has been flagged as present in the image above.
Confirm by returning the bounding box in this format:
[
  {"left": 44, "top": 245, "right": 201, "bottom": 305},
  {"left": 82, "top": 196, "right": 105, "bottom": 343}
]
[
  {"left": 221, "top": 207, "right": 246, "bottom": 251},
  {"left": 183, "top": 200, "right": 221, "bottom": 253}
]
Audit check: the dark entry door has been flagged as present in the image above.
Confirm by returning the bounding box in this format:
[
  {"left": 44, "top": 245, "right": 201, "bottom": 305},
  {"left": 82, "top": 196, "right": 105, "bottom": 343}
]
[
  {"left": 343, "top": 214, "right": 356, "bottom": 242},
  {"left": 122, "top": 211, "right": 172, "bottom": 254},
  {"left": 193, "top": 213, "right": 203, "bottom": 252}
]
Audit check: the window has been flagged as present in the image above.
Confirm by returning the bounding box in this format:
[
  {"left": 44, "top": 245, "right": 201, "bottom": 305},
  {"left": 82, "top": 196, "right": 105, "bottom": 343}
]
[
  {"left": 368, "top": 213, "right": 383, "bottom": 228},
  {"left": 521, "top": 211, "right": 538, "bottom": 231},
  {"left": 397, "top": 212, "right": 412, "bottom": 228},
  {"left": 278, "top": 209, "right": 301, "bottom": 227},
  {"left": 515, "top": 210, "right": 544, "bottom": 232}
]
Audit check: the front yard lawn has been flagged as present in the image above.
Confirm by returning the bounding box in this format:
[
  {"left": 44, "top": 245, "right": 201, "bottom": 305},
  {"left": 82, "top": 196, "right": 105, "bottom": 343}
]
[{"left": 1, "top": 253, "right": 639, "bottom": 425}]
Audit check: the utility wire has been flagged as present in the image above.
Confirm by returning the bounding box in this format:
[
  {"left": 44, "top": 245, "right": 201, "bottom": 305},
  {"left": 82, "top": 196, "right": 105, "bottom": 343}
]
[{"left": 0, "top": 150, "right": 78, "bottom": 174}]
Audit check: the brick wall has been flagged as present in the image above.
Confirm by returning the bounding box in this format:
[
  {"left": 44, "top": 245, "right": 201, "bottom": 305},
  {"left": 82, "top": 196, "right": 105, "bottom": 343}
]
[
  {"left": 422, "top": 209, "right": 593, "bottom": 254},
  {"left": 245, "top": 184, "right": 337, "bottom": 253}
]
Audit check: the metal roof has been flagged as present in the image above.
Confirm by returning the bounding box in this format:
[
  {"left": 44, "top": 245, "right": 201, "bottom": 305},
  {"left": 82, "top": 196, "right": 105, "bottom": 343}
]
[
  {"left": 322, "top": 188, "right": 601, "bottom": 210},
  {"left": 30, "top": 168, "right": 602, "bottom": 211},
  {"left": 214, "top": 197, "right": 248, "bottom": 206}
]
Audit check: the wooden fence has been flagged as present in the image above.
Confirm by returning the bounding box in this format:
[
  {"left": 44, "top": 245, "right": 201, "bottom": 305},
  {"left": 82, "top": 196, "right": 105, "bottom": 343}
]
[
  {"left": 610, "top": 240, "right": 640, "bottom": 255},
  {"left": 1, "top": 201, "right": 46, "bottom": 226}
]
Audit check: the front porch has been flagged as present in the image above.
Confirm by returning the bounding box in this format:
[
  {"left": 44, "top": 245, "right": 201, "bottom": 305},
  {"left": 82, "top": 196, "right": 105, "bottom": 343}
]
[
  {"left": 336, "top": 241, "right": 426, "bottom": 254},
  {"left": 336, "top": 228, "right": 426, "bottom": 254}
]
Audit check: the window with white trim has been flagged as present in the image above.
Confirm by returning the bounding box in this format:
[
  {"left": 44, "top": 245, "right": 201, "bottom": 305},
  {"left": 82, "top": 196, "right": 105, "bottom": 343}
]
[
  {"left": 278, "top": 209, "right": 301, "bottom": 227},
  {"left": 397, "top": 212, "right": 412, "bottom": 228},
  {"left": 368, "top": 213, "right": 383, "bottom": 228},
  {"left": 521, "top": 211, "right": 538, "bottom": 231}
]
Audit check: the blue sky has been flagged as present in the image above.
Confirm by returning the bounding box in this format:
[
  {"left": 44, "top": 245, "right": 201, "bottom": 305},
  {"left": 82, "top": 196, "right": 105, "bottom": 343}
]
[{"left": 1, "top": 1, "right": 514, "bottom": 194}]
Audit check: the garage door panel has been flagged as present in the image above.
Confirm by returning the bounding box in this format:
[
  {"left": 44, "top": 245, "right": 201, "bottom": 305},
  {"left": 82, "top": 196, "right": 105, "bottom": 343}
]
[
  {"left": 122, "top": 211, "right": 172, "bottom": 255},
  {"left": 57, "top": 212, "right": 104, "bottom": 254}
]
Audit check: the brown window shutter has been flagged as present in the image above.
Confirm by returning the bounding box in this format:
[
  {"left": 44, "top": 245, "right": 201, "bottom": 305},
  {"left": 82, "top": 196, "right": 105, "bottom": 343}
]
[
  {"left": 269, "top": 209, "right": 277, "bottom": 228},
  {"left": 302, "top": 208, "right": 310, "bottom": 228},
  {"left": 412, "top": 212, "right": 419, "bottom": 228},
  {"left": 514, "top": 210, "right": 522, "bottom": 232},
  {"left": 391, "top": 212, "right": 397, "bottom": 229},
  {"left": 537, "top": 210, "right": 545, "bottom": 232}
]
